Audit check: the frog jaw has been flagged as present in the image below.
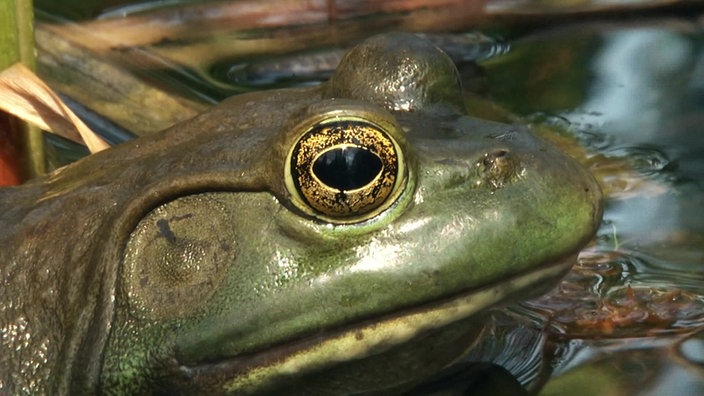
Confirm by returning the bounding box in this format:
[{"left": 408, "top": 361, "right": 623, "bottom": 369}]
[{"left": 164, "top": 252, "right": 575, "bottom": 395}]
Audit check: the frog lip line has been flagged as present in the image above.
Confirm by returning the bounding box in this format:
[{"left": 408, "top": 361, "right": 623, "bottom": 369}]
[{"left": 174, "top": 252, "right": 576, "bottom": 387}]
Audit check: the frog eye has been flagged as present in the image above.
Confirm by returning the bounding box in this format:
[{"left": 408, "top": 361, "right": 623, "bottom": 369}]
[{"left": 285, "top": 110, "right": 406, "bottom": 223}]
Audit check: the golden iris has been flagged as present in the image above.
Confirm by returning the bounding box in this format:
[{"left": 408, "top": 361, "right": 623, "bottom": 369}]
[{"left": 286, "top": 114, "right": 405, "bottom": 223}]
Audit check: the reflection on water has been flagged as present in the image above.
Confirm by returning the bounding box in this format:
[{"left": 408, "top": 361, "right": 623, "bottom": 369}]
[
  {"left": 572, "top": 28, "right": 694, "bottom": 143},
  {"left": 485, "top": 19, "right": 704, "bottom": 394}
]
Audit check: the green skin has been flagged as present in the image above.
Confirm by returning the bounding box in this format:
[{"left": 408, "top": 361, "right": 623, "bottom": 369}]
[{"left": 0, "top": 33, "right": 602, "bottom": 394}]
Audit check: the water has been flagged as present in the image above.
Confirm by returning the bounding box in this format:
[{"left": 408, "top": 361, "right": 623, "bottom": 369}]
[
  {"left": 482, "top": 18, "right": 704, "bottom": 394},
  {"left": 33, "top": 2, "right": 704, "bottom": 394}
]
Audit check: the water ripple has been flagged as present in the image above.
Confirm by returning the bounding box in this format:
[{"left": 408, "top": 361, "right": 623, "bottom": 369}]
[{"left": 518, "top": 246, "right": 704, "bottom": 339}]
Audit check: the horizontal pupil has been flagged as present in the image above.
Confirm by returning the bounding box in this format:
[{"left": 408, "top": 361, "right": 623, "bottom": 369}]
[{"left": 313, "top": 146, "right": 382, "bottom": 190}]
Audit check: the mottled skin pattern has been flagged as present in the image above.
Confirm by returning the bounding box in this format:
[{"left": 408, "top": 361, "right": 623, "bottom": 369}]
[{"left": 0, "top": 33, "right": 602, "bottom": 394}]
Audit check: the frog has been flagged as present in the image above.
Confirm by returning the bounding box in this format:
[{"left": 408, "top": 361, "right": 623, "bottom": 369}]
[{"left": 0, "top": 32, "right": 603, "bottom": 395}]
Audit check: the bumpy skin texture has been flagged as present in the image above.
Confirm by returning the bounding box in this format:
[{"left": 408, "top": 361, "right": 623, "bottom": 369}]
[{"left": 0, "top": 33, "right": 603, "bottom": 394}]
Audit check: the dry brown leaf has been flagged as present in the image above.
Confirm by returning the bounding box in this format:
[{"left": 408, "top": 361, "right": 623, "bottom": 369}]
[{"left": 0, "top": 63, "right": 110, "bottom": 153}]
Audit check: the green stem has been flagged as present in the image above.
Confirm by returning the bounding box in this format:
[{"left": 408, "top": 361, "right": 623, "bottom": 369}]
[{"left": 1, "top": 0, "right": 44, "bottom": 179}]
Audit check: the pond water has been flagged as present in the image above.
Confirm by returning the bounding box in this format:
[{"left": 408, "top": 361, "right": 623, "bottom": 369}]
[
  {"left": 33, "top": 3, "right": 704, "bottom": 394},
  {"left": 469, "top": 19, "right": 704, "bottom": 395}
]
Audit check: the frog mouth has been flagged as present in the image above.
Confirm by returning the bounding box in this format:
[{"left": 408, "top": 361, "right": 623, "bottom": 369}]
[{"left": 170, "top": 254, "right": 575, "bottom": 394}]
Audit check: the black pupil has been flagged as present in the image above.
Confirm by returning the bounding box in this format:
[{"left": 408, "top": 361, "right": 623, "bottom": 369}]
[{"left": 313, "top": 146, "right": 383, "bottom": 191}]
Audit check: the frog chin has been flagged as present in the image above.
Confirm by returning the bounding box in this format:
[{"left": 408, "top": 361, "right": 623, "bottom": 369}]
[{"left": 165, "top": 253, "right": 576, "bottom": 395}]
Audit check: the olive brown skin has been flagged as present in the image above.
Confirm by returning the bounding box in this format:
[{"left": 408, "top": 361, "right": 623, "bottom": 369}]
[{"left": 0, "top": 33, "right": 602, "bottom": 394}]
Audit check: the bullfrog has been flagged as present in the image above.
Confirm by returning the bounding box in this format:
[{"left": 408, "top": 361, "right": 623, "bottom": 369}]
[{"left": 0, "top": 33, "right": 603, "bottom": 395}]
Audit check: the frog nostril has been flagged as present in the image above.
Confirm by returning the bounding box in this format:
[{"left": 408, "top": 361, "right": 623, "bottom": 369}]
[
  {"left": 482, "top": 149, "right": 509, "bottom": 166},
  {"left": 479, "top": 149, "right": 520, "bottom": 189}
]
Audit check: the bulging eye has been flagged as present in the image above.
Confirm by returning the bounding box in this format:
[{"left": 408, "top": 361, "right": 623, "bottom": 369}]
[{"left": 285, "top": 105, "right": 407, "bottom": 223}]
